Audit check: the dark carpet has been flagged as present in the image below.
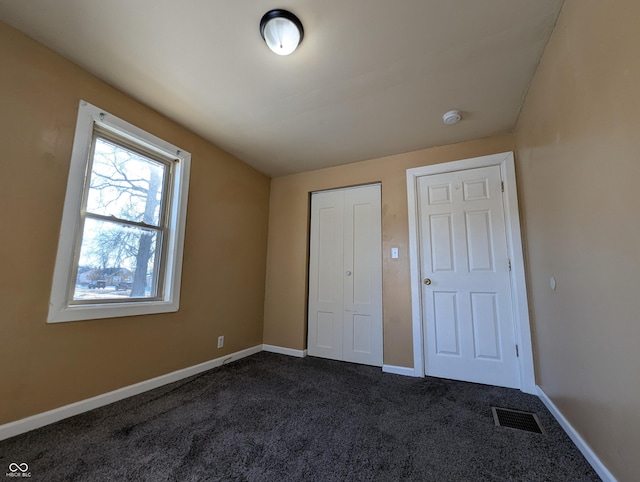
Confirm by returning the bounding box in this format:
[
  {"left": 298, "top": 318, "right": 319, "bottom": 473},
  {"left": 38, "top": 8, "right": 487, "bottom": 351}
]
[{"left": 1, "top": 352, "right": 599, "bottom": 481}]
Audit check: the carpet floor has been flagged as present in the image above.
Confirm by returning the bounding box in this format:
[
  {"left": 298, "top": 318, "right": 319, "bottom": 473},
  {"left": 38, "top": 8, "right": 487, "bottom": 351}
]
[{"left": 1, "top": 352, "right": 599, "bottom": 481}]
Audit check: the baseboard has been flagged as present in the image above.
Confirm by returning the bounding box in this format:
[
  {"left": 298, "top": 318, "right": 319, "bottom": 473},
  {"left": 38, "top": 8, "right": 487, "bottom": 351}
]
[
  {"left": 0, "top": 344, "right": 262, "bottom": 442},
  {"left": 382, "top": 364, "right": 419, "bottom": 377},
  {"left": 262, "top": 344, "right": 307, "bottom": 358},
  {"left": 537, "top": 386, "right": 617, "bottom": 482}
]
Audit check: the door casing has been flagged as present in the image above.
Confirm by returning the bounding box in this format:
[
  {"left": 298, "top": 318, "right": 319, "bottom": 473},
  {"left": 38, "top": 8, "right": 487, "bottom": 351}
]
[{"left": 406, "top": 152, "right": 535, "bottom": 393}]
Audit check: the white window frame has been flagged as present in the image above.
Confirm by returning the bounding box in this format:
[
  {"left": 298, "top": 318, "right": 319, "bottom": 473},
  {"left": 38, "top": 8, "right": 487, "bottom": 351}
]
[{"left": 48, "top": 100, "right": 191, "bottom": 323}]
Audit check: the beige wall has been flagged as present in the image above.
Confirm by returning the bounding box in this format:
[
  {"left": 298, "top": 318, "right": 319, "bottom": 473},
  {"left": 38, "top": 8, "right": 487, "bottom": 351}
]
[
  {"left": 514, "top": 1, "right": 640, "bottom": 479},
  {"left": 0, "top": 22, "right": 270, "bottom": 425},
  {"left": 263, "top": 134, "right": 514, "bottom": 368}
]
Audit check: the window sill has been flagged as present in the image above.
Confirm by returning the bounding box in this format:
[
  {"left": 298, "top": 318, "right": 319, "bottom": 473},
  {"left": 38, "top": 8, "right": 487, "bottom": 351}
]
[{"left": 47, "top": 299, "right": 179, "bottom": 323}]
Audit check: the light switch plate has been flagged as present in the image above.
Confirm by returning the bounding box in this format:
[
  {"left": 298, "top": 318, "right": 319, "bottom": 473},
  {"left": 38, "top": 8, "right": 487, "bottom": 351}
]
[{"left": 391, "top": 247, "right": 399, "bottom": 259}]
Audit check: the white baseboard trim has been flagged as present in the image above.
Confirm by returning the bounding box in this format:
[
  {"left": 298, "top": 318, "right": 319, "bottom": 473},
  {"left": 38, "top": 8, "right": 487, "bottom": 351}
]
[
  {"left": 262, "top": 344, "right": 307, "bottom": 358},
  {"left": 537, "top": 386, "right": 617, "bottom": 482},
  {"left": 382, "top": 364, "right": 419, "bottom": 377},
  {"left": 0, "top": 344, "right": 262, "bottom": 442}
]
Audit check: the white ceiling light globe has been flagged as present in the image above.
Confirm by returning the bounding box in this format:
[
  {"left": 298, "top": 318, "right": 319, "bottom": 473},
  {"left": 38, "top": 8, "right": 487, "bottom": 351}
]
[{"left": 263, "top": 17, "right": 300, "bottom": 55}]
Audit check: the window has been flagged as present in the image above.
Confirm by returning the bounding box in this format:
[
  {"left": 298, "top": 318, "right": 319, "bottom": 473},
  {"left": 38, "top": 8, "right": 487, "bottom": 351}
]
[{"left": 48, "top": 101, "right": 191, "bottom": 323}]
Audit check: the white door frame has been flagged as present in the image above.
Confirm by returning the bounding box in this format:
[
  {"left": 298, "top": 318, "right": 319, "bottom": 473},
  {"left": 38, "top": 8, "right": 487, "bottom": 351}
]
[{"left": 406, "top": 152, "right": 535, "bottom": 394}]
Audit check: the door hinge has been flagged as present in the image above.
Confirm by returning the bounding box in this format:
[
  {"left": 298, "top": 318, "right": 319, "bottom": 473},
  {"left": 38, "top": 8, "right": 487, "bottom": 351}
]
[
  {"left": 515, "top": 345, "right": 519, "bottom": 357},
  {"left": 508, "top": 258, "right": 512, "bottom": 271},
  {"left": 501, "top": 181, "right": 504, "bottom": 192}
]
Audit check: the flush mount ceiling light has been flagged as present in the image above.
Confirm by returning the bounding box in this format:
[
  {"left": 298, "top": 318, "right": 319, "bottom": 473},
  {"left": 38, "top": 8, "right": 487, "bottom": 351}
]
[{"left": 260, "top": 9, "right": 304, "bottom": 56}]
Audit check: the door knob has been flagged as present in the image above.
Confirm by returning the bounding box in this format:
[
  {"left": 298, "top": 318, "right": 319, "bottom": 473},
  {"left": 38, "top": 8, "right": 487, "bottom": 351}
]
[
  {"left": 423, "top": 278, "right": 432, "bottom": 285},
  {"left": 346, "top": 271, "right": 352, "bottom": 276}
]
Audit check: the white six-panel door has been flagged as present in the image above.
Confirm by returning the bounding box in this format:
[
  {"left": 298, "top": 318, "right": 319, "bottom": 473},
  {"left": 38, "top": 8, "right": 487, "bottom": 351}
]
[
  {"left": 308, "top": 185, "right": 383, "bottom": 367},
  {"left": 417, "top": 165, "right": 520, "bottom": 388}
]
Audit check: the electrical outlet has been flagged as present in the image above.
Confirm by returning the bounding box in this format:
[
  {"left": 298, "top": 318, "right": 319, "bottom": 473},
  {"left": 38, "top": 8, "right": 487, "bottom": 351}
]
[{"left": 217, "top": 336, "right": 224, "bottom": 348}]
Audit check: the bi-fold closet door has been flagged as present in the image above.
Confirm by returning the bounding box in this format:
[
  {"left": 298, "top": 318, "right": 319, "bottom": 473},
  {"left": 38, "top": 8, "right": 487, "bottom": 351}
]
[{"left": 307, "top": 184, "right": 383, "bottom": 367}]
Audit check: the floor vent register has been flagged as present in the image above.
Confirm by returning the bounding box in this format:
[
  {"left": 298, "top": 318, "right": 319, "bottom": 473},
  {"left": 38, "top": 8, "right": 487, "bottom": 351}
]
[{"left": 492, "top": 407, "right": 545, "bottom": 434}]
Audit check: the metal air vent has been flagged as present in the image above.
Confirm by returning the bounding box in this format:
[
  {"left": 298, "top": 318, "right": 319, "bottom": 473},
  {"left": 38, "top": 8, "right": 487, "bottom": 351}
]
[{"left": 492, "top": 407, "right": 545, "bottom": 434}]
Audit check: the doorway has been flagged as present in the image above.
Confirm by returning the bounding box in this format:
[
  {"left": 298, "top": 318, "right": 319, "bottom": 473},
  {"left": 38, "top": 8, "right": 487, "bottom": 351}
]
[
  {"left": 406, "top": 152, "right": 535, "bottom": 393},
  {"left": 307, "top": 184, "right": 383, "bottom": 367}
]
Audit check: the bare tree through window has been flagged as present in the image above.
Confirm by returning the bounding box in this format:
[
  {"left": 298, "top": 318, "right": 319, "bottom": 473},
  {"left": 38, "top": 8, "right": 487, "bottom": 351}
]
[{"left": 73, "top": 136, "right": 168, "bottom": 301}]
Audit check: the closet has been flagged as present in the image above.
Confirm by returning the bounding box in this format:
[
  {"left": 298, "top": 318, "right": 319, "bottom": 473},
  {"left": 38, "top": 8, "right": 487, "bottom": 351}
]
[{"left": 307, "top": 184, "right": 383, "bottom": 366}]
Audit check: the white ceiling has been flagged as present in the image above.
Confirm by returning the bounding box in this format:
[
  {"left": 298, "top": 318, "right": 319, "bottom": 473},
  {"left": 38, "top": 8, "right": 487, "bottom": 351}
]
[{"left": 0, "top": 0, "right": 563, "bottom": 177}]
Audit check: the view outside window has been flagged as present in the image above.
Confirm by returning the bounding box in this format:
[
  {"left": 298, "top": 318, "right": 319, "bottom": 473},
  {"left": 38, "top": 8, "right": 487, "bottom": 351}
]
[{"left": 72, "top": 136, "right": 169, "bottom": 302}]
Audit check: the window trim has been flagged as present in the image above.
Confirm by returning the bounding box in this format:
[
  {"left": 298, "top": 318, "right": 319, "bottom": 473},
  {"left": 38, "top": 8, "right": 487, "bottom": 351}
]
[{"left": 47, "top": 100, "right": 191, "bottom": 323}]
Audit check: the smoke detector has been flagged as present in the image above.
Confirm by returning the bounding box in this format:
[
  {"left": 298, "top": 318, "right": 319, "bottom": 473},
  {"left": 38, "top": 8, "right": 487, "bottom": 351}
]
[{"left": 443, "top": 110, "right": 462, "bottom": 125}]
